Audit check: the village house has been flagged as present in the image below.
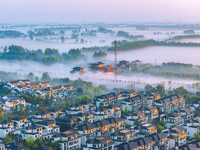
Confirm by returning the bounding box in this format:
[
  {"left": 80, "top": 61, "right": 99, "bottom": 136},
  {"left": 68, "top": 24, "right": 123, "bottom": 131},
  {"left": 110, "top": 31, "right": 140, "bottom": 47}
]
[
  {"left": 96, "top": 92, "right": 121, "bottom": 108},
  {"left": 11, "top": 116, "right": 31, "bottom": 130},
  {"left": 161, "top": 112, "right": 183, "bottom": 128},
  {"left": 0, "top": 120, "right": 15, "bottom": 138},
  {"left": 121, "top": 95, "right": 147, "bottom": 112},
  {"left": 92, "top": 104, "right": 121, "bottom": 121},
  {"left": 21, "top": 120, "right": 60, "bottom": 140},
  {"left": 117, "top": 60, "right": 132, "bottom": 70},
  {"left": 7, "top": 79, "right": 31, "bottom": 88},
  {"left": 73, "top": 113, "right": 94, "bottom": 123},
  {"left": 70, "top": 67, "right": 85, "bottom": 74},
  {"left": 32, "top": 111, "right": 54, "bottom": 122},
  {"left": 162, "top": 126, "right": 186, "bottom": 147},
  {"left": 0, "top": 143, "right": 5, "bottom": 150},
  {"left": 131, "top": 60, "right": 142, "bottom": 66},
  {"left": 89, "top": 62, "right": 105, "bottom": 71},
  {"left": 83, "top": 136, "right": 114, "bottom": 150},
  {"left": 56, "top": 115, "right": 82, "bottom": 131},
  {"left": 52, "top": 129, "right": 81, "bottom": 150},
  {"left": 120, "top": 90, "right": 137, "bottom": 99},
  {"left": 66, "top": 101, "right": 93, "bottom": 114},
  {"left": 179, "top": 107, "right": 193, "bottom": 123},
  {"left": 185, "top": 117, "right": 200, "bottom": 138},
  {"left": 144, "top": 93, "right": 161, "bottom": 106},
  {"left": 5, "top": 142, "right": 29, "bottom": 150},
  {"left": 153, "top": 94, "right": 185, "bottom": 113},
  {"left": 115, "top": 132, "right": 169, "bottom": 150},
  {"left": 177, "top": 139, "right": 200, "bottom": 150},
  {"left": 77, "top": 123, "right": 97, "bottom": 145},
  {"left": 144, "top": 106, "right": 159, "bottom": 120},
  {"left": 133, "top": 123, "right": 157, "bottom": 138},
  {"left": 48, "top": 109, "right": 64, "bottom": 118},
  {"left": 0, "top": 95, "right": 26, "bottom": 111},
  {"left": 111, "top": 129, "right": 135, "bottom": 146},
  {"left": 125, "top": 110, "right": 148, "bottom": 126},
  {"left": 21, "top": 124, "right": 44, "bottom": 140}
]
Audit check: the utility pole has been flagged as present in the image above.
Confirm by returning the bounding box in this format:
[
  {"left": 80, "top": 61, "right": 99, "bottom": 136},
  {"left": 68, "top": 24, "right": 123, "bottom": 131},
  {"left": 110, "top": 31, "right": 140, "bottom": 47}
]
[{"left": 114, "top": 40, "right": 117, "bottom": 79}]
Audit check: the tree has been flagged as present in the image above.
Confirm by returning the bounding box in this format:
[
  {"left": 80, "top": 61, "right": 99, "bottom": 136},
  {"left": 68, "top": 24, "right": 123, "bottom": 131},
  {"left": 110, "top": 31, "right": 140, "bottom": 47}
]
[
  {"left": 157, "top": 125, "right": 164, "bottom": 133},
  {"left": 18, "top": 109, "right": 26, "bottom": 116},
  {"left": 66, "top": 100, "right": 71, "bottom": 108},
  {"left": 193, "top": 133, "right": 200, "bottom": 140},
  {"left": 125, "top": 123, "right": 131, "bottom": 128},
  {"left": 50, "top": 142, "right": 61, "bottom": 150},
  {"left": 3, "top": 46, "right": 8, "bottom": 53},
  {"left": 134, "top": 120, "right": 141, "bottom": 126},
  {"left": 25, "top": 136, "right": 38, "bottom": 150},
  {"left": 0, "top": 111, "right": 4, "bottom": 120},
  {"left": 159, "top": 120, "right": 165, "bottom": 126},
  {"left": 41, "top": 72, "right": 51, "bottom": 81},
  {"left": 77, "top": 87, "right": 83, "bottom": 95},
  {"left": 35, "top": 138, "right": 43, "bottom": 147},
  {"left": 186, "top": 136, "right": 191, "bottom": 141},
  {"left": 145, "top": 84, "right": 153, "bottom": 92},
  {"left": 61, "top": 36, "right": 65, "bottom": 43},
  {"left": 35, "top": 76, "right": 39, "bottom": 82},
  {"left": 18, "top": 56, "right": 23, "bottom": 61},
  {"left": 124, "top": 106, "right": 129, "bottom": 115},
  {"left": 115, "top": 88, "right": 120, "bottom": 93},
  {"left": 30, "top": 35, "right": 33, "bottom": 40},
  {"left": 28, "top": 72, "right": 35, "bottom": 81},
  {"left": 3, "top": 134, "right": 12, "bottom": 144}
]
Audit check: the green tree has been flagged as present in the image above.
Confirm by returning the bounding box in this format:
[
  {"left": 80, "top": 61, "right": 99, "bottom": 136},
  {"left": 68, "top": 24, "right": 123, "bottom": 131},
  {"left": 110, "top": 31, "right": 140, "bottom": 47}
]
[
  {"left": 134, "top": 120, "right": 141, "bottom": 126},
  {"left": 157, "top": 125, "right": 164, "bottom": 133},
  {"left": 41, "top": 72, "right": 51, "bottom": 81},
  {"left": 28, "top": 72, "right": 35, "bottom": 81},
  {"left": 61, "top": 36, "right": 65, "bottom": 43},
  {"left": 18, "top": 56, "right": 23, "bottom": 61},
  {"left": 145, "top": 84, "right": 153, "bottom": 92},
  {"left": 66, "top": 100, "right": 71, "bottom": 108},
  {"left": 35, "top": 138, "right": 43, "bottom": 147},
  {"left": 159, "top": 120, "right": 165, "bottom": 126},
  {"left": 125, "top": 123, "right": 131, "bottom": 128},
  {"left": 193, "top": 133, "right": 200, "bottom": 140},
  {"left": 25, "top": 136, "right": 38, "bottom": 150},
  {"left": 124, "top": 106, "right": 129, "bottom": 115},
  {"left": 3, "top": 134, "right": 12, "bottom": 144},
  {"left": 35, "top": 76, "right": 39, "bottom": 82},
  {"left": 186, "top": 136, "right": 191, "bottom": 141},
  {"left": 18, "top": 109, "right": 26, "bottom": 117},
  {"left": 0, "top": 111, "right": 4, "bottom": 120},
  {"left": 3, "top": 46, "right": 8, "bottom": 53},
  {"left": 30, "top": 35, "right": 33, "bottom": 40},
  {"left": 77, "top": 87, "right": 83, "bottom": 95}
]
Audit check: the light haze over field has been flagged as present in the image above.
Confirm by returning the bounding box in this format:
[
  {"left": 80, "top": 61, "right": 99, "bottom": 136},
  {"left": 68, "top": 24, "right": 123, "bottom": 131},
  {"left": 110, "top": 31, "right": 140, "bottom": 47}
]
[{"left": 1, "top": 0, "right": 200, "bottom": 24}]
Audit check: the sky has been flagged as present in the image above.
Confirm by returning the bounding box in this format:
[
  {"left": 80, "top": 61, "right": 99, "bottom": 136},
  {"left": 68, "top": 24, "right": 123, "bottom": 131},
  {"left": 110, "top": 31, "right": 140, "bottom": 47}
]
[{"left": 1, "top": 0, "right": 200, "bottom": 24}]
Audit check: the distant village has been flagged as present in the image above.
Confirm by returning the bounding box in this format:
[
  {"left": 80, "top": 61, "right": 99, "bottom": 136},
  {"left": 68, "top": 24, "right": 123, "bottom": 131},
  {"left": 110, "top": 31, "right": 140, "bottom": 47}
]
[
  {"left": 0, "top": 76, "right": 199, "bottom": 150},
  {"left": 70, "top": 60, "right": 142, "bottom": 74}
]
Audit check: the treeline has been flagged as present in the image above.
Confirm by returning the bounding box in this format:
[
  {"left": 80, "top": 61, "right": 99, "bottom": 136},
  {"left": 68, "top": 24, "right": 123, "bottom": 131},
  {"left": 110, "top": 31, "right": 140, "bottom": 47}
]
[
  {"left": 98, "top": 27, "right": 115, "bottom": 34},
  {"left": 93, "top": 51, "right": 107, "bottom": 57},
  {"left": 108, "top": 39, "right": 200, "bottom": 51},
  {"left": 0, "top": 45, "right": 84, "bottom": 65},
  {"left": 167, "top": 34, "right": 200, "bottom": 41},
  {"left": 117, "top": 30, "right": 144, "bottom": 39},
  {"left": 162, "top": 62, "right": 193, "bottom": 68},
  {"left": 0, "top": 30, "right": 23, "bottom": 38}
]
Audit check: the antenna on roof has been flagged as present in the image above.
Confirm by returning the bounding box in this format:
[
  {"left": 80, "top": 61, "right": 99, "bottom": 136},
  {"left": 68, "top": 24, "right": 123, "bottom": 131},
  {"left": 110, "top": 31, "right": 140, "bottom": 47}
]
[{"left": 114, "top": 40, "right": 118, "bottom": 79}]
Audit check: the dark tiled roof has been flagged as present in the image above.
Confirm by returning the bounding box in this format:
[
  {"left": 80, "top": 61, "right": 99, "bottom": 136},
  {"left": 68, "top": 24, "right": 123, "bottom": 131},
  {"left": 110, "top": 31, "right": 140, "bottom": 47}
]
[
  {"left": 77, "top": 124, "right": 96, "bottom": 131},
  {"left": 36, "top": 120, "right": 55, "bottom": 126},
  {"left": 35, "top": 145, "right": 51, "bottom": 150},
  {"left": 36, "top": 111, "right": 51, "bottom": 116},
  {"left": 12, "top": 117, "right": 27, "bottom": 121},
  {"left": 86, "top": 136, "right": 112, "bottom": 144},
  {"left": 48, "top": 109, "right": 61, "bottom": 113}
]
